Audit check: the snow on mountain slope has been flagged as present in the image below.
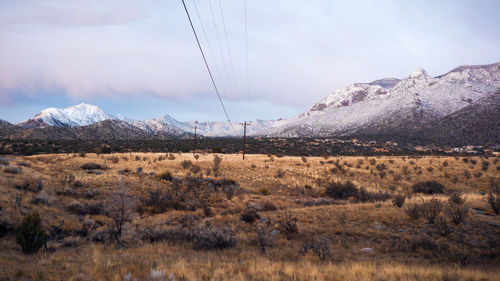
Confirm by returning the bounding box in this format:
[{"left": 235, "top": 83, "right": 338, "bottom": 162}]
[
  {"left": 134, "top": 114, "right": 280, "bottom": 137},
  {"left": 18, "top": 103, "right": 114, "bottom": 128},
  {"left": 259, "top": 62, "right": 500, "bottom": 137}
]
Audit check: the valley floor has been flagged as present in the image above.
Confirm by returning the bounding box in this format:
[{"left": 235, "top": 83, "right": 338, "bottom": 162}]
[{"left": 0, "top": 153, "right": 499, "bottom": 280}]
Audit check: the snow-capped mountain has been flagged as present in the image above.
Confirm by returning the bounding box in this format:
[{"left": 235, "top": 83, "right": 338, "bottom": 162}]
[
  {"left": 258, "top": 62, "right": 500, "bottom": 138},
  {"left": 134, "top": 114, "right": 280, "bottom": 137},
  {"left": 18, "top": 103, "right": 114, "bottom": 128}
]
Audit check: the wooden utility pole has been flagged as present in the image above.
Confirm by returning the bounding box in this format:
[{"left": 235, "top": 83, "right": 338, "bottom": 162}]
[
  {"left": 242, "top": 121, "right": 250, "bottom": 160},
  {"left": 193, "top": 124, "right": 197, "bottom": 155}
]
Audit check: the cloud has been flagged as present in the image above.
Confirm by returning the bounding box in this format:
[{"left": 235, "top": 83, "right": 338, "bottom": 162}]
[
  {"left": 0, "top": 0, "right": 145, "bottom": 27},
  {"left": 0, "top": 0, "right": 499, "bottom": 113}
]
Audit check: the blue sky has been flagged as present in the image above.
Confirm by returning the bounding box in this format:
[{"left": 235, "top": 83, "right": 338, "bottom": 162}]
[{"left": 0, "top": 0, "right": 499, "bottom": 123}]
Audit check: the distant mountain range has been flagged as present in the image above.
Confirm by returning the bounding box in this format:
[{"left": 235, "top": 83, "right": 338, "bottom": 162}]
[{"left": 1, "top": 62, "right": 499, "bottom": 145}]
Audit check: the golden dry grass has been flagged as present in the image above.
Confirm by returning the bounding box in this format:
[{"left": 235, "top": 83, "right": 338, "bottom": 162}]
[{"left": 0, "top": 153, "right": 499, "bottom": 280}]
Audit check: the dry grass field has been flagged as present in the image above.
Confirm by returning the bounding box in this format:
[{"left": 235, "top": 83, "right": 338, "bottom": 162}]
[{"left": 0, "top": 152, "right": 499, "bottom": 280}]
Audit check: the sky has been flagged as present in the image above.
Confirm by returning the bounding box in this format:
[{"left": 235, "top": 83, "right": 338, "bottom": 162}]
[{"left": 0, "top": 0, "right": 499, "bottom": 123}]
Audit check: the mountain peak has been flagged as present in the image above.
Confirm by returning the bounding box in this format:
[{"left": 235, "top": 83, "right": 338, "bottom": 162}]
[{"left": 408, "top": 68, "right": 428, "bottom": 79}]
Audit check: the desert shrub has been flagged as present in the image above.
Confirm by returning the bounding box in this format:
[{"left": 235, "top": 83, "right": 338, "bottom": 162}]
[
  {"left": 375, "top": 163, "right": 386, "bottom": 171},
  {"left": 408, "top": 235, "right": 439, "bottom": 252},
  {"left": 14, "top": 180, "right": 43, "bottom": 192},
  {"left": 109, "top": 156, "right": 119, "bottom": 164},
  {"left": 194, "top": 154, "right": 200, "bottom": 160},
  {"left": 4, "top": 166, "right": 21, "bottom": 174},
  {"left": 15, "top": 212, "right": 46, "bottom": 254},
  {"left": 275, "top": 169, "right": 285, "bottom": 178},
  {"left": 213, "top": 155, "right": 222, "bottom": 175},
  {"left": 462, "top": 158, "right": 469, "bottom": 163},
  {"left": 487, "top": 184, "right": 500, "bottom": 214},
  {"left": 17, "top": 161, "right": 31, "bottom": 167},
  {"left": 421, "top": 199, "right": 442, "bottom": 224},
  {"left": 301, "top": 156, "right": 308, "bottom": 163},
  {"left": 392, "top": 194, "right": 406, "bottom": 208},
  {"left": 473, "top": 172, "right": 482, "bottom": 178},
  {"left": 470, "top": 159, "right": 477, "bottom": 165},
  {"left": 442, "top": 160, "right": 448, "bottom": 167},
  {"left": 105, "top": 183, "right": 137, "bottom": 241},
  {"left": 0, "top": 158, "right": 10, "bottom": 166},
  {"left": 191, "top": 225, "right": 237, "bottom": 250},
  {"left": 427, "top": 167, "right": 434, "bottom": 172},
  {"left": 279, "top": 211, "right": 298, "bottom": 239},
  {"left": 262, "top": 201, "right": 277, "bottom": 211},
  {"left": 156, "top": 171, "right": 173, "bottom": 182},
  {"left": 67, "top": 200, "right": 104, "bottom": 215},
  {"left": 463, "top": 170, "right": 472, "bottom": 179},
  {"left": 255, "top": 227, "right": 277, "bottom": 253},
  {"left": 405, "top": 203, "right": 422, "bottom": 220},
  {"left": 240, "top": 209, "right": 260, "bottom": 223},
  {"left": 357, "top": 187, "right": 392, "bottom": 203},
  {"left": 80, "top": 163, "right": 106, "bottom": 170},
  {"left": 444, "top": 204, "right": 469, "bottom": 225},
  {"left": 180, "top": 160, "right": 192, "bottom": 169},
  {"left": 301, "top": 236, "right": 332, "bottom": 261},
  {"left": 259, "top": 187, "right": 269, "bottom": 195},
  {"left": 411, "top": 181, "right": 445, "bottom": 194},
  {"left": 325, "top": 181, "right": 358, "bottom": 199},
  {"left": 481, "top": 161, "right": 489, "bottom": 171},
  {"left": 190, "top": 164, "right": 201, "bottom": 174},
  {"left": 32, "top": 190, "right": 56, "bottom": 205},
  {"left": 448, "top": 192, "right": 465, "bottom": 205},
  {"left": 435, "top": 216, "right": 451, "bottom": 237}
]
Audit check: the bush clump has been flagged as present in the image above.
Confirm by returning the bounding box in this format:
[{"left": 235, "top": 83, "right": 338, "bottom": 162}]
[
  {"left": 325, "top": 181, "right": 358, "bottom": 199},
  {"left": 421, "top": 199, "right": 442, "bottom": 224},
  {"left": 15, "top": 212, "right": 46, "bottom": 254},
  {"left": 155, "top": 171, "right": 173, "bottom": 182},
  {"left": 392, "top": 194, "right": 406, "bottom": 208},
  {"left": 411, "top": 181, "right": 445, "bottom": 194},
  {"left": 4, "top": 166, "right": 21, "bottom": 174},
  {"left": 240, "top": 209, "right": 260, "bottom": 223},
  {"left": 80, "top": 163, "right": 106, "bottom": 170},
  {"left": 191, "top": 225, "right": 237, "bottom": 250},
  {"left": 444, "top": 204, "right": 469, "bottom": 225}
]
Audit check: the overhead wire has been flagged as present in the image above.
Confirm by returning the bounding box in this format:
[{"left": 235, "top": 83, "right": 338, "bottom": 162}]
[
  {"left": 208, "top": 0, "right": 234, "bottom": 97},
  {"left": 217, "top": 0, "right": 239, "bottom": 97},
  {"left": 180, "top": 0, "right": 238, "bottom": 136},
  {"left": 191, "top": 0, "right": 225, "bottom": 94}
]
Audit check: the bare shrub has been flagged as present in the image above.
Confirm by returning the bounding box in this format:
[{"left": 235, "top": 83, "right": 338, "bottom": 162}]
[
  {"left": 357, "top": 187, "right": 392, "bottom": 203},
  {"left": 32, "top": 190, "right": 56, "bottom": 205},
  {"left": 301, "top": 156, "right": 308, "bottom": 163},
  {"left": 4, "top": 166, "right": 21, "bottom": 174},
  {"left": 481, "top": 161, "right": 489, "bottom": 171},
  {"left": 405, "top": 203, "right": 422, "bottom": 220},
  {"left": 80, "top": 163, "right": 106, "bottom": 170},
  {"left": 275, "top": 169, "right": 285, "bottom": 179},
  {"left": 155, "top": 171, "right": 173, "bottom": 182},
  {"left": 407, "top": 235, "right": 439, "bottom": 252},
  {"left": 444, "top": 204, "right": 469, "bottom": 225},
  {"left": 241, "top": 209, "right": 260, "bottom": 223},
  {"left": 14, "top": 180, "right": 43, "bottom": 192},
  {"left": 435, "top": 216, "right": 451, "bottom": 237},
  {"left": 325, "top": 181, "right": 358, "bottom": 199},
  {"left": 105, "top": 182, "right": 137, "bottom": 241},
  {"left": 411, "top": 181, "right": 445, "bottom": 194},
  {"left": 301, "top": 236, "right": 332, "bottom": 261},
  {"left": 279, "top": 211, "right": 298, "bottom": 239},
  {"left": 487, "top": 182, "right": 500, "bottom": 214},
  {"left": 421, "top": 199, "right": 442, "bottom": 224},
  {"left": 180, "top": 160, "right": 192, "bottom": 169},
  {"left": 392, "top": 194, "right": 406, "bottom": 208},
  {"left": 213, "top": 155, "right": 222, "bottom": 176},
  {"left": 191, "top": 225, "right": 237, "bottom": 250},
  {"left": 262, "top": 201, "right": 277, "bottom": 211},
  {"left": 255, "top": 226, "right": 277, "bottom": 253},
  {"left": 448, "top": 192, "right": 465, "bottom": 205}
]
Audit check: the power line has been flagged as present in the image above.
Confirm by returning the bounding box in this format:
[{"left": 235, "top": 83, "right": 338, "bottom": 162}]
[
  {"left": 218, "top": 0, "right": 239, "bottom": 96},
  {"left": 181, "top": 0, "right": 238, "bottom": 136},
  {"left": 192, "top": 0, "right": 224, "bottom": 94},
  {"left": 244, "top": 0, "right": 250, "bottom": 110},
  {"left": 208, "top": 0, "right": 234, "bottom": 97}
]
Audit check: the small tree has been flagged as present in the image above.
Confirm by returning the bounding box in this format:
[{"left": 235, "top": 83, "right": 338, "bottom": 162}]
[
  {"left": 105, "top": 181, "right": 136, "bottom": 241},
  {"left": 15, "top": 212, "right": 46, "bottom": 254}
]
